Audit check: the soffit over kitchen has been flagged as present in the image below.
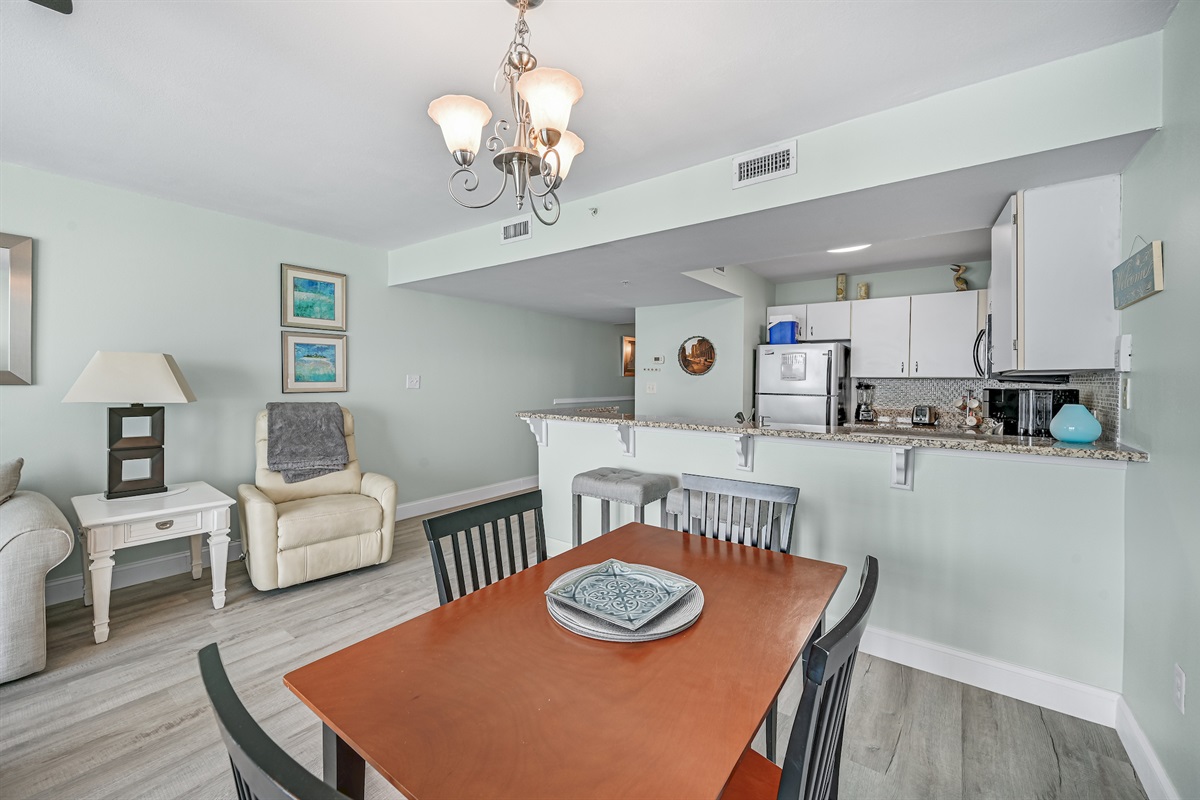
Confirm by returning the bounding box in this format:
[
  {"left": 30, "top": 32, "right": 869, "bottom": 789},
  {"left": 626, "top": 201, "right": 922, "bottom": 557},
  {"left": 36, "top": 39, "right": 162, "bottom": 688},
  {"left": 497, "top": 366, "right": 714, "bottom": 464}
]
[{"left": 397, "top": 131, "right": 1153, "bottom": 323}]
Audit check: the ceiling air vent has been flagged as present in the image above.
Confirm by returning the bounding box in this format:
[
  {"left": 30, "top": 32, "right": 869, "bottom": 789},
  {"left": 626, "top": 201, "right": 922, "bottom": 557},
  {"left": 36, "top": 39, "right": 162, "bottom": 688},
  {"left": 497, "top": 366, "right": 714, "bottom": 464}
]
[
  {"left": 731, "top": 139, "right": 797, "bottom": 189},
  {"left": 500, "top": 214, "right": 533, "bottom": 245}
]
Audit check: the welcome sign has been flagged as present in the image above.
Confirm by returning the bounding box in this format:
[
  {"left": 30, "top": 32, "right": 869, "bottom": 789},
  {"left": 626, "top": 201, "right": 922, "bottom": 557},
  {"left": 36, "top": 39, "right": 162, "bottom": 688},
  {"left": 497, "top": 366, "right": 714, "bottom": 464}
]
[{"left": 1113, "top": 241, "right": 1164, "bottom": 310}]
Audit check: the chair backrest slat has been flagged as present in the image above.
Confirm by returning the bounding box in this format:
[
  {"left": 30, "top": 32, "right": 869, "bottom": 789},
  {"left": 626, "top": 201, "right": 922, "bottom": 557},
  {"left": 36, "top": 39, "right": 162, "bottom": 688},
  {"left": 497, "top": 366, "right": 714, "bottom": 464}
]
[
  {"left": 669, "top": 474, "right": 800, "bottom": 553},
  {"left": 198, "top": 644, "right": 350, "bottom": 800},
  {"left": 423, "top": 490, "right": 547, "bottom": 605},
  {"left": 777, "top": 556, "right": 879, "bottom": 800}
]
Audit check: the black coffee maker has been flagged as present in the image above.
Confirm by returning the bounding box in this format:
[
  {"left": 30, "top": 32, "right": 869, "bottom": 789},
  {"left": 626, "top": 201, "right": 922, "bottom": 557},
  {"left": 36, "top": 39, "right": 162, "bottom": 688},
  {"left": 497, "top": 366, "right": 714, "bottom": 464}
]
[{"left": 986, "top": 388, "right": 1079, "bottom": 436}]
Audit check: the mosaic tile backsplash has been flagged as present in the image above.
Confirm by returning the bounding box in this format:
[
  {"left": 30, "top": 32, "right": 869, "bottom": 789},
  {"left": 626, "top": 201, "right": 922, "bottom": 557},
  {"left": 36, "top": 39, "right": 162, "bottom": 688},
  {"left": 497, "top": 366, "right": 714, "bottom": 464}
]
[{"left": 861, "top": 371, "right": 1121, "bottom": 440}]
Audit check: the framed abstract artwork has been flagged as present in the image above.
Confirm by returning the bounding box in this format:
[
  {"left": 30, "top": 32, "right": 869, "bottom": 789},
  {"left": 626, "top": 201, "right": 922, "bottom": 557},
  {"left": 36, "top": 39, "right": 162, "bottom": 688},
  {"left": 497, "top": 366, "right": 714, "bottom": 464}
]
[
  {"left": 282, "top": 331, "right": 347, "bottom": 393},
  {"left": 281, "top": 264, "right": 346, "bottom": 331}
]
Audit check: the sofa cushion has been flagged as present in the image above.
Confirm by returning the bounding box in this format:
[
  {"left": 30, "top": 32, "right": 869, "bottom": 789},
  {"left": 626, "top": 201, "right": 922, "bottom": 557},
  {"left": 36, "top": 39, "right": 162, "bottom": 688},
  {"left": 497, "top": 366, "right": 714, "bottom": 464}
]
[
  {"left": 276, "top": 494, "right": 383, "bottom": 550},
  {"left": 0, "top": 458, "right": 23, "bottom": 505}
]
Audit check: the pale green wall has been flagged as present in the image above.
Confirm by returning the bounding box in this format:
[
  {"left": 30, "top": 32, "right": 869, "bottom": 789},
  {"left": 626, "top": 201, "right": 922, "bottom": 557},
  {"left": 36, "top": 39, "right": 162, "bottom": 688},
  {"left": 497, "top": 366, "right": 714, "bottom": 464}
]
[
  {"left": 1119, "top": 2, "right": 1200, "bottom": 795},
  {"left": 537, "top": 423, "right": 1127, "bottom": 690},
  {"left": 0, "top": 164, "right": 632, "bottom": 581},
  {"left": 634, "top": 299, "right": 744, "bottom": 420},
  {"left": 389, "top": 34, "right": 1160, "bottom": 283},
  {"left": 634, "top": 266, "right": 770, "bottom": 420},
  {"left": 775, "top": 262, "right": 992, "bottom": 305}
]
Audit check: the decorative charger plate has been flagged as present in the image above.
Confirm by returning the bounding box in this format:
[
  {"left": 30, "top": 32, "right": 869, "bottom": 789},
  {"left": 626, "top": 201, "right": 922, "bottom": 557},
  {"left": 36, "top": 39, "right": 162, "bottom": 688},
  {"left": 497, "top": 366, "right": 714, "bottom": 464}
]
[{"left": 544, "top": 558, "right": 697, "bottom": 631}]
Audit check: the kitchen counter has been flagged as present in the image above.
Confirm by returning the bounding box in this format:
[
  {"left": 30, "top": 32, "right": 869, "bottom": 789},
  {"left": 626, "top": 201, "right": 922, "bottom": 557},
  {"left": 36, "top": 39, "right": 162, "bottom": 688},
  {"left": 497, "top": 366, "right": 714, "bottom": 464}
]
[{"left": 516, "top": 408, "right": 1147, "bottom": 463}]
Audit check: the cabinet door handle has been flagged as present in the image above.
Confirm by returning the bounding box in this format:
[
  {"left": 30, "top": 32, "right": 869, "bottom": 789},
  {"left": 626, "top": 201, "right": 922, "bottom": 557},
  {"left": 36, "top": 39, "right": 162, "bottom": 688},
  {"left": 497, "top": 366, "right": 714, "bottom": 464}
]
[
  {"left": 901, "top": 361, "right": 905, "bottom": 374},
  {"left": 915, "top": 361, "right": 919, "bottom": 374},
  {"left": 810, "top": 325, "right": 814, "bottom": 338},
  {"left": 156, "top": 520, "right": 174, "bottom": 530}
]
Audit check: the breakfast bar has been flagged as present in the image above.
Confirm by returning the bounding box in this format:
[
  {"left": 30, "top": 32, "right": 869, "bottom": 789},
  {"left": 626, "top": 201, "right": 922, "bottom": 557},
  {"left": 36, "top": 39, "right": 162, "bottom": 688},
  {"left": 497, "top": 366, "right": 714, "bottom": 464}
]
[{"left": 517, "top": 407, "right": 1144, "bottom": 712}]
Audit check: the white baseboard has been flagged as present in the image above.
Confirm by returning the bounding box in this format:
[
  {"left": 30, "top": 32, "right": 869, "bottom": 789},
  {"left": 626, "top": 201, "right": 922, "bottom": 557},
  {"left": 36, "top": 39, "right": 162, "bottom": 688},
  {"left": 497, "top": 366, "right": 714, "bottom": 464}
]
[
  {"left": 1116, "top": 697, "right": 1181, "bottom": 800},
  {"left": 860, "top": 626, "right": 1120, "bottom": 726},
  {"left": 45, "top": 540, "right": 244, "bottom": 607},
  {"left": 394, "top": 475, "right": 539, "bottom": 521}
]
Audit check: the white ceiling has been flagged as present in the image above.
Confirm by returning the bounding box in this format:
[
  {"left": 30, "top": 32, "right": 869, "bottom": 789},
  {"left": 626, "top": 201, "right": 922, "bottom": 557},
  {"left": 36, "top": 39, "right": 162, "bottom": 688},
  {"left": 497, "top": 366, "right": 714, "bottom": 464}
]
[{"left": 0, "top": 0, "right": 1177, "bottom": 250}]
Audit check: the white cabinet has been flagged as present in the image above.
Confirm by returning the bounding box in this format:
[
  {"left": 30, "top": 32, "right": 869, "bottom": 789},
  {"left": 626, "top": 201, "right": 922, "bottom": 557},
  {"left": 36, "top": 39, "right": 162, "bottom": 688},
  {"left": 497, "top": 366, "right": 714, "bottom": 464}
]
[
  {"left": 850, "top": 297, "right": 911, "bottom": 377},
  {"left": 806, "top": 301, "right": 852, "bottom": 340},
  {"left": 910, "top": 290, "right": 986, "bottom": 378},
  {"left": 990, "top": 175, "right": 1121, "bottom": 373}
]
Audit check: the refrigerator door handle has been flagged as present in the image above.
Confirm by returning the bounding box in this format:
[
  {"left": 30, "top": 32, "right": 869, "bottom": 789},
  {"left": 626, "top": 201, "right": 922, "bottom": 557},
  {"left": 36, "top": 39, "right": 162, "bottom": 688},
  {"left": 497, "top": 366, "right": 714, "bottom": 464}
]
[{"left": 825, "top": 351, "right": 833, "bottom": 396}]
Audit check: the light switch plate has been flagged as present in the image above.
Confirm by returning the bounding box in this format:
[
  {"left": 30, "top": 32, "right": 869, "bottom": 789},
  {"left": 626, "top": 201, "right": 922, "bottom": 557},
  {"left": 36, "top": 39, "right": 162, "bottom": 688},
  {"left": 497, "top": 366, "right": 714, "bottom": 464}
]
[
  {"left": 1115, "top": 334, "right": 1133, "bottom": 372},
  {"left": 646, "top": 382, "right": 657, "bottom": 394},
  {"left": 405, "top": 374, "right": 420, "bottom": 389}
]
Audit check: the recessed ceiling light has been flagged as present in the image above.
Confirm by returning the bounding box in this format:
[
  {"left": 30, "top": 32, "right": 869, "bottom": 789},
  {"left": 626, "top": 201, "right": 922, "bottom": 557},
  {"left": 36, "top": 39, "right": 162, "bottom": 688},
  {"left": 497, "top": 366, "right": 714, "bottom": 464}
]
[{"left": 827, "top": 244, "right": 872, "bottom": 253}]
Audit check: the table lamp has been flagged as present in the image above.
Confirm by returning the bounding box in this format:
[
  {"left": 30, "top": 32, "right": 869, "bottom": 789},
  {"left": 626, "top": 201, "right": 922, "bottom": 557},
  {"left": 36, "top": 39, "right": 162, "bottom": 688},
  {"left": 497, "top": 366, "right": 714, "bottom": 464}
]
[{"left": 63, "top": 352, "right": 196, "bottom": 499}]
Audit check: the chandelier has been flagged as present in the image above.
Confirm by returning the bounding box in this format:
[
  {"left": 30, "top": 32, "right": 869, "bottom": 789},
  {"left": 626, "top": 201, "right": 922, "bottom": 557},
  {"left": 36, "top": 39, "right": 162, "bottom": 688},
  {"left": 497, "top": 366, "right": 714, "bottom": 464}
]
[{"left": 428, "top": 0, "right": 584, "bottom": 226}]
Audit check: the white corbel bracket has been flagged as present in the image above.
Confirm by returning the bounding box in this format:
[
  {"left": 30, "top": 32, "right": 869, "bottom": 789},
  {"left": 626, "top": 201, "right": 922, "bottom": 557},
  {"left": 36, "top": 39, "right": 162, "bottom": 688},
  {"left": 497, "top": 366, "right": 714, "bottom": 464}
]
[
  {"left": 733, "top": 433, "right": 755, "bottom": 472},
  {"left": 890, "top": 446, "right": 914, "bottom": 490},
  {"left": 522, "top": 417, "right": 548, "bottom": 447},
  {"left": 615, "top": 423, "right": 636, "bottom": 457}
]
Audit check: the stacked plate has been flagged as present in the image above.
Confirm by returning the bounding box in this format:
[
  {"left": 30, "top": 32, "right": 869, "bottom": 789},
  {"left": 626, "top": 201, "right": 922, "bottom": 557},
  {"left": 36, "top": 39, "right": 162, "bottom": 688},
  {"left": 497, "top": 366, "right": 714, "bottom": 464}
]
[{"left": 544, "top": 559, "right": 704, "bottom": 642}]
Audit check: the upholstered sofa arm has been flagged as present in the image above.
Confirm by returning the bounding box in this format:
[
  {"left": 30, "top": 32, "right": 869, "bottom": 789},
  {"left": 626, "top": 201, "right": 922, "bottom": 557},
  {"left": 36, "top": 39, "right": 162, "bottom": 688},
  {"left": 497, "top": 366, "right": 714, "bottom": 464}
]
[
  {"left": 0, "top": 491, "right": 73, "bottom": 554},
  {"left": 0, "top": 491, "right": 74, "bottom": 684},
  {"left": 360, "top": 472, "right": 397, "bottom": 562},
  {"left": 237, "top": 484, "right": 280, "bottom": 591}
]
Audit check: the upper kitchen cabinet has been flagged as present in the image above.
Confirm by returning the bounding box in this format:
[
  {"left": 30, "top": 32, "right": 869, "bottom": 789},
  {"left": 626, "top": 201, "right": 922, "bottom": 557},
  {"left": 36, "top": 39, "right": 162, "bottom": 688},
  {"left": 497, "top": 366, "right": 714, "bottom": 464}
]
[
  {"left": 989, "top": 175, "right": 1121, "bottom": 373},
  {"left": 909, "top": 290, "right": 987, "bottom": 378},
  {"left": 765, "top": 301, "right": 851, "bottom": 342},
  {"left": 850, "top": 296, "right": 911, "bottom": 377},
  {"left": 806, "top": 301, "right": 852, "bottom": 340}
]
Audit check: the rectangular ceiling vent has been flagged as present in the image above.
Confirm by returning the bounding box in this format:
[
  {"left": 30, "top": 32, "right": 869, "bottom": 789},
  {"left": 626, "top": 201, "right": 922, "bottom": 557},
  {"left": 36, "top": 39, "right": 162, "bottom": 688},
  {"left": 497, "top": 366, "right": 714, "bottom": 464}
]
[
  {"left": 500, "top": 214, "right": 533, "bottom": 245},
  {"left": 731, "top": 139, "right": 797, "bottom": 189}
]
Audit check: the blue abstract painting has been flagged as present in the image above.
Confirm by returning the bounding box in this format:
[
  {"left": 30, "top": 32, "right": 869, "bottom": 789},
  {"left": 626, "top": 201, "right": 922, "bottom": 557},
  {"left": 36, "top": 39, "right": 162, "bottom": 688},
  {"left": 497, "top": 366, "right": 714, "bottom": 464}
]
[
  {"left": 292, "top": 276, "right": 336, "bottom": 321},
  {"left": 293, "top": 342, "right": 337, "bottom": 382}
]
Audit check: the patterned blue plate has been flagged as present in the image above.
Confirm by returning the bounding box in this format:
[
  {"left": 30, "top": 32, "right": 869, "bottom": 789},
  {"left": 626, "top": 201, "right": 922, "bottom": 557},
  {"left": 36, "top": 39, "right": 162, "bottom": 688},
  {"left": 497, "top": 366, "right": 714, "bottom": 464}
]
[{"left": 544, "top": 559, "right": 697, "bottom": 631}]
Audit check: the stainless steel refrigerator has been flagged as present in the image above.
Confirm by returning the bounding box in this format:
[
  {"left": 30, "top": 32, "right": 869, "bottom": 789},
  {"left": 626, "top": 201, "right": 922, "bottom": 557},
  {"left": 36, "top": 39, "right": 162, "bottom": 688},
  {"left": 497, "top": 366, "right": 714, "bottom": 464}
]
[{"left": 755, "top": 343, "right": 851, "bottom": 431}]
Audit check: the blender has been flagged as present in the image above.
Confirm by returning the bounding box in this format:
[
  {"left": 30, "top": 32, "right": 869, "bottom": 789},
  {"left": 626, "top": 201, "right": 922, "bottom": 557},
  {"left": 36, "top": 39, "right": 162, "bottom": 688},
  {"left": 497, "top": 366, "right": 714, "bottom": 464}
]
[{"left": 855, "top": 381, "right": 876, "bottom": 423}]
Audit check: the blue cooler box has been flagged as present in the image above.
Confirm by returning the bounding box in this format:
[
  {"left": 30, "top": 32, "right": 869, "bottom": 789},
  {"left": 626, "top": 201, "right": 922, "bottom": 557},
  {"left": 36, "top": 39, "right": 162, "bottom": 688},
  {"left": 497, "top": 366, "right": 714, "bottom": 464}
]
[{"left": 768, "top": 320, "right": 800, "bottom": 344}]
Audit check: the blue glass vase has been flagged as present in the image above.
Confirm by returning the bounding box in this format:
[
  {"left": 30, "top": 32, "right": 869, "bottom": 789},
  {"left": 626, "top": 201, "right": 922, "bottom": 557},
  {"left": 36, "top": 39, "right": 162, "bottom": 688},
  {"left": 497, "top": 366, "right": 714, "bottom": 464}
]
[{"left": 1049, "top": 404, "right": 1102, "bottom": 444}]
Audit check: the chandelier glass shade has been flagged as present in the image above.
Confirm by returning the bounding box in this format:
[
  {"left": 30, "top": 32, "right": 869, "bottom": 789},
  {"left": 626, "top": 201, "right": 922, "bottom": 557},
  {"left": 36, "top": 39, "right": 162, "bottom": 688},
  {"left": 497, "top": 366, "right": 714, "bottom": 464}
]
[{"left": 427, "top": 0, "right": 583, "bottom": 225}]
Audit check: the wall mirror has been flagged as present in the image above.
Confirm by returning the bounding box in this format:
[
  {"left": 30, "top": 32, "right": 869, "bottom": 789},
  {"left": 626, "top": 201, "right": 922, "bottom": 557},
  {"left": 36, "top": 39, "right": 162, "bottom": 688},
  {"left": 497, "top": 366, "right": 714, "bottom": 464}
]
[
  {"left": 678, "top": 336, "right": 716, "bottom": 376},
  {"left": 0, "top": 233, "right": 33, "bottom": 386}
]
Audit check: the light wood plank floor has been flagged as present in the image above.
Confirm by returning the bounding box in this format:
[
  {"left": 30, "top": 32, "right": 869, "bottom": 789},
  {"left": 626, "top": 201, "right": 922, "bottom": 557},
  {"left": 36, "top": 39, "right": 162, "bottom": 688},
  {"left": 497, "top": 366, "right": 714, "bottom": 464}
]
[{"left": 0, "top": 511, "right": 1146, "bottom": 800}]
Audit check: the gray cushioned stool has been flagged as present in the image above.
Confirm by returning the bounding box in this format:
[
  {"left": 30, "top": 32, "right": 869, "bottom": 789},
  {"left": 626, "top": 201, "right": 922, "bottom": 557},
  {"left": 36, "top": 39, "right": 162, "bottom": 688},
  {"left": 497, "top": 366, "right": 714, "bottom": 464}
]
[{"left": 571, "top": 467, "right": 673, "bottom": 546}]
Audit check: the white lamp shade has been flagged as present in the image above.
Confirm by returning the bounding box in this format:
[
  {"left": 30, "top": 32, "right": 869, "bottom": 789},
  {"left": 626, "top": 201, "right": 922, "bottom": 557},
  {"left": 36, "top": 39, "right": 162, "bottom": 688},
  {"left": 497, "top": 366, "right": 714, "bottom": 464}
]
[
  {"left": 63, "top": 352, "right": 196, "bottom": 404},
  {"left": 427, "top": 95, "right": 493, "bottom": 156},
  {"left": 540, "top": 130, "right": 584, "bottom": 181},
  {"left": 517, "top": 68, "right": 583, "bottom": 137}
]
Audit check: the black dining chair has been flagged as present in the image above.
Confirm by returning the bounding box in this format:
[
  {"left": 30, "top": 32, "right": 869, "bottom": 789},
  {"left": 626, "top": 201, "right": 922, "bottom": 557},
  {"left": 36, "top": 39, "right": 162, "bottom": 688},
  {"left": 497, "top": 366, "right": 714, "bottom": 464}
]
[
  {"left": 198, "top": 643, "right": 351, "bottom": 800},
  {"left": 721, "top": 555, "right": 880, "bottom": 800},
  {"left": 423, "top": 489, "right": 548, "bottom": 606},
  {"left": 665, "top": 472, "right": 801, "bottom": 761}
]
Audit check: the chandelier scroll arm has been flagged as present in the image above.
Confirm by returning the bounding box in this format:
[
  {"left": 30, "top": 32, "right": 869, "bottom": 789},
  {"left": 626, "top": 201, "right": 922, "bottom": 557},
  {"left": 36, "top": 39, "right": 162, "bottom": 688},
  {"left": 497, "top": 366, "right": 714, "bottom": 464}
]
[
  {"left": 528, "top": 147, "right": 561, "bottom": 198},
  {"left": 530, "top": 189, "right": 561, "bottom": 225},
  {"left": 447, "top": 167, "right": 511, "bottom": 210}
]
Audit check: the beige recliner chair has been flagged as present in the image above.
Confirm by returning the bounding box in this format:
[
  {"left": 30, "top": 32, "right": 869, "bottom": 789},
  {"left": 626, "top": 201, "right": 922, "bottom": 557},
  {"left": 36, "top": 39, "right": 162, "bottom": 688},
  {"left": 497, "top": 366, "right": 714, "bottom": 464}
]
[{"left": 237, "top": 408, "right": 396, "bottom": 591}]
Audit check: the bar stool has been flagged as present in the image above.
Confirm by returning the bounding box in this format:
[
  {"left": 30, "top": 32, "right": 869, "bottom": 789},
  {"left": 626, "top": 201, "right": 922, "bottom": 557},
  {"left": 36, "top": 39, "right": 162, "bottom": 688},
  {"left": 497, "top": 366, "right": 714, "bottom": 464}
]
[{"left": 571, "top": 467, "right": 673, "bottom": 547}]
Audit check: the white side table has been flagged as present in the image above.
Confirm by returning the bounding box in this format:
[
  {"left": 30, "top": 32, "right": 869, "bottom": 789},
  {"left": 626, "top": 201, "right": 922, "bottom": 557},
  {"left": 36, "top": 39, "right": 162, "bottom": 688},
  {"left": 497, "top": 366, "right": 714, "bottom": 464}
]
[{"left": 71, "top": 481, "right": 236, "bottom": 644}]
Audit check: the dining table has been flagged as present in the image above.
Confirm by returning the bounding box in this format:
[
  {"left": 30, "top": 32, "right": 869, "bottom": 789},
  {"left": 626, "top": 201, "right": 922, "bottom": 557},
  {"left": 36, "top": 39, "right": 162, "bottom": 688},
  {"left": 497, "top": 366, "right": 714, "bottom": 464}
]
[{"left": 283, "top": 521, "right": 847, "bottom": 800}]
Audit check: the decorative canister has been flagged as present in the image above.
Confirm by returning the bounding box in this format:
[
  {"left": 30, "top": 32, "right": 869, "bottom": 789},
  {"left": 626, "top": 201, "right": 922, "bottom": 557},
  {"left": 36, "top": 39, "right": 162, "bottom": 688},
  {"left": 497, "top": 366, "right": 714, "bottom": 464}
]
[{"left": 1049, "top": 404, "right": 1102, "bottom": 444}]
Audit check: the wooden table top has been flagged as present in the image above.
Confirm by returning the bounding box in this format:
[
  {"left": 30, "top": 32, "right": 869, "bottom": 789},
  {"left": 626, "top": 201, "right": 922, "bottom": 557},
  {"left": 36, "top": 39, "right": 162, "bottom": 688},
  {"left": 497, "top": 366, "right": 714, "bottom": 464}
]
[{"left": 284, "top": 523, "right": 846, "bottom": 800}]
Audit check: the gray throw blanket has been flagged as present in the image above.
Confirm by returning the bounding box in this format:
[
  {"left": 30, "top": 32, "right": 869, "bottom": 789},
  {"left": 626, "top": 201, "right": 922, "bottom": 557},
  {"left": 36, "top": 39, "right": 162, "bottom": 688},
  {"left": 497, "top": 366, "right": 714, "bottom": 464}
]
[{"left": 266, "top": 402, "right": 349, "bottom": 483}]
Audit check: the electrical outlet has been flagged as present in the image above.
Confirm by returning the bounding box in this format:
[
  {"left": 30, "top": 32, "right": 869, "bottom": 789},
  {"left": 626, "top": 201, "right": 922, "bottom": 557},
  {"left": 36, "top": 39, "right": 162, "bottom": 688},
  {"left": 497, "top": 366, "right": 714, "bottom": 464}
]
[
  {"left": 405, "top": 374, "right": 420, "bottom": 389},
  {"left": 646, "top": 382, "right": 657, "bottom": 394},
  {"left": 1174, "top": 663, "right": 1186, "bottom": 714},
  {"left": 1122, "top": 378, "right": 1132, "bottom": 410}
]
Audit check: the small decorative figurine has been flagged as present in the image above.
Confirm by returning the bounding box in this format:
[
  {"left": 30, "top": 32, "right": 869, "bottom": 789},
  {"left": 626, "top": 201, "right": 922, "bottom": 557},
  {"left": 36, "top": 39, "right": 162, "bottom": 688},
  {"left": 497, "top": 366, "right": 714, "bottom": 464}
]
[
  {"left": 836, "top": 273, "right": 847, "bottom": 302},
  {"left": 951, "top": 264, "right": 969, "bottom": 292},
  {"left": 857, "top": 282, "right": 869, "bottom": 300}
]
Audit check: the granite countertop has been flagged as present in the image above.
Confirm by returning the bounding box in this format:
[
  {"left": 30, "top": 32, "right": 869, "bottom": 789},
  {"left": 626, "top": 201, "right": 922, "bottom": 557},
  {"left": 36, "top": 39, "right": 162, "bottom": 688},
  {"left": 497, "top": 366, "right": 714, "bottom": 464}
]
[{"left": 515, "top": 409, "right": 1148, "bottom": 463}]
